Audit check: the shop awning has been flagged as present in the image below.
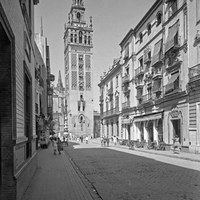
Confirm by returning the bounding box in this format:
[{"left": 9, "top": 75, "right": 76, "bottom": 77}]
[
  {"left": 151, "top": 40, "right": 162, "bottom": 66},
  {"left": 165, "top": 73, "right": 179, "bottom": 92},
  {"left": 122, "top": 118, "right": 132, "bottom": 124},
  {"left": 165, "top": 20, "right": 179, "bottom": 53},
  {"left": 134, "top": 113, "right": 162, "bottom": 123}
]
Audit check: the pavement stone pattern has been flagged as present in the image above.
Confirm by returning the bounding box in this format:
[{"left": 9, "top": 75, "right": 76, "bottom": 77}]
[
  {"left": 66, "top": 141, "right": 200, "bottom": 200},
  {"left": 22, "top": 144, "right": 94, "bottom": 200},
  {"left": 21, "top": 139, "right": 200, "bottom": 200}
]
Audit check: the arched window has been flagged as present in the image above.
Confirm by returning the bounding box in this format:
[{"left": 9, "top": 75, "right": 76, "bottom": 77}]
[
  {"left": 70, "top": 34, "right": 73, "bottom": 43},
  {"left": 74, "top": 34, "right": 77, "bottom": 43},
  {"left": 84, "top": 35, "right": 87, "bottom": 44},
  {"left": 88, "top": 36, "right": 91, "bottom": 45},
  {"left": 77, "top": 12, "right": 81, "bottom": 21},
  {"left": 79, "top": 31, "right": 82, "bottom": 43},
  {"left": 157, "top": 12, "right": 162, "bottom": 26},
  {"left": 147, "top": 23, "right": 151, "bottom": 35},
  {"left": 139, "top": 33, "right": 143, "bottom": 44}
]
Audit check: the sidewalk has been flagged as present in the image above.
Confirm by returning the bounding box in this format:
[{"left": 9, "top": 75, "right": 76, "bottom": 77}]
[
  {"left": 90, "top": 138, "right": 200, "bottom": 163},
  {"left": 22, "top": 145, "right": 95, "bottom": 200}
]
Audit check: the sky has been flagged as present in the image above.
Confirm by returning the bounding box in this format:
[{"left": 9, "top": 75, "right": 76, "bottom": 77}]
[{"left": 34, "top": 0, "right": 156, "bottom": 111}]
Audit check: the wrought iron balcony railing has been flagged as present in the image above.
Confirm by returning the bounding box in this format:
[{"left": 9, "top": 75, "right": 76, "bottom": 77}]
[
  {"left": 135, "top": 66, "right": 145, "bottom": 77},
  {"left": 122, "top": 101, "right": 130, "bottom": 109},
  {"left": 122, "top": 74, "right": 130, "bottom": 84}
]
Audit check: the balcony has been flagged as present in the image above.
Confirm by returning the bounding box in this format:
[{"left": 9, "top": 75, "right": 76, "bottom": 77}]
[
  {"left": 166, "top": 59, "right": 182, "bottom": 72},
  {"left": 152, "top": 68, "right": 162, "bottom": 80},
  {"left": 164, "top": 80, "right": 182, "bottom": 95},
  {"left": 122, "top": 74, "right": 130, "bottom": 84},
  {"left": 103, "top": 107, "right": 120, "bottom": 117},
  {"left": 135, "top": 80, "right": 144, "bottom": 89},
  {"left": 144, "top": 57, "right": 151, "bottom": 65},
  {"left": 122, "top": 101, "right": 130, "bottom": 109},
  {"left": 142, "top": 94, "right": 152, "bottom": 104},
  {"left": 135, "top": 66, "right": 145, "bottom": 77},
  {"left": 122, "top": 85, "right": 130, "bottom": 94},
  {"left": 189, "top": 64, "right": 200, "bottom": 83}
]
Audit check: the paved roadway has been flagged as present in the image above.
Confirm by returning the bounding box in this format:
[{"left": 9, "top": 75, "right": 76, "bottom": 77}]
[{"left": 65, "top": 141, "right": 200, "bottom": 200}]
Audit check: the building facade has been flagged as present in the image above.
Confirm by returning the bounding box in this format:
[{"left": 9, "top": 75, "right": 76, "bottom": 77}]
[
  {"left": 53, "top": 71, "right": 65, "bottom": 137},
  {"left": 98, "top": 59, "right": 122, "bottom": 140},
  {"left": 188, "top": 0, "right": 200, "bottom": 153},
  {"left": 99, "top": 0, "right": 199, "bottom": 153},
  {"left": 0, "top": 0, "right": 39, "bottom": 199},
  {"left": 64, "top": 0, "right": 94, "bottom": 138}
]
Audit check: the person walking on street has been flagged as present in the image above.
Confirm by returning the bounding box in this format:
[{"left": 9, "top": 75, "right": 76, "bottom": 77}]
[
  {"left": 85, "top": 136, "right": 88, "bottom": 144},
  {"left": 57, "top": 137, "right": 62, "bottom": 155},
  {"left": 52, "top": 137, "right": 57, "bottom": 155},
  {"left": 106, "top": 138, "right": 109, "bottom": 147}
]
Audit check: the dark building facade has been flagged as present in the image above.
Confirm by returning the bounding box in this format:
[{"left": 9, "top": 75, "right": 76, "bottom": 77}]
[{"left": 0, "top": 1, "right": 39, "bottom": 199}]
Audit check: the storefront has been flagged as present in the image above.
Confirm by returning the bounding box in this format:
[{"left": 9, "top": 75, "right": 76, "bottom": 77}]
[{"left": 134, "top": 112, "right": 163, "bottom": 143}]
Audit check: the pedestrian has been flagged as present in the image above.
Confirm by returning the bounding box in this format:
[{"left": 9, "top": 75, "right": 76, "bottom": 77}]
[
  {"left": 85, "top": 136, "right": 88, "bottom": 144},
  {"left": 57, "top": 137, "right": 62, "bottom": 155},
  {"left": 172, "top": 135, "right": 181, "bottom": 153},
  {"left": 52, "top": 137, "right": 57, "bottom": 155},
  {"left": 103, "top": 137, "right": 106, "bottom": 147},
  {"left": 100, "top": 137, "right": 103, "bottom": 147},
  {"left": 106, "top": 138, "right": 109, "bottom": 147},
  {"left": 113, "top": 136, "right": 117, "bottom": 145}
]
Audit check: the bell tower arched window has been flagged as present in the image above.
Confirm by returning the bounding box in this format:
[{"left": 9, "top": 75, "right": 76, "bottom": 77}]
[
  {"left": 70, "top": 34, "right": 73, "bottom": 43},
  {"left": 79, "top": 31, "right": 82, "bottom": 43},
  {"left": 88, "top": 36, "right": 91, "bottom": 45}
]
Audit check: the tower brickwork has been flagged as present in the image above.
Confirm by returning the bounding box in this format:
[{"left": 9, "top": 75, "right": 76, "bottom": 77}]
[{"left": 64, "top": 0, "right": 94, "bottom": 138}]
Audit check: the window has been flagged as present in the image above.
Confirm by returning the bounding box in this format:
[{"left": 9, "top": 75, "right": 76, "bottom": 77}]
[
  {"left": 20, "top": 0, "right": 32, "bottom": 34},
  {"left": 139, "top": 57, "right": 143, "bottom": 68},
  {"left": 139, "top": 33, "right": 143, "bottom": 43},
  {"left": 70, "top": 34, "right": 73, "bottom": 43},
  {"left": 84, "top": 35, "right": 87, "bottom": 44},
  {"left": 126, "top": 67, "right": 129, "bottom": 75},
  {"left": 88, "top": 36, "right": 91, "bottom": 45},
  {"left": 77, "top": 12, "right": 81, "bottom": 21},
  {"left": 168, "top": 0, "right": 178, "bottom": 18},
  {"left": 197, "top": 0, "right": 200, "bottom": 23},
  {"left": 24, "top": 63, "right": 32, "bottom": 159},
  {"left": 79, "top": 31, "right": 82, "bottom": 43},
  {"left": 147, "top": 23, "right": 151, "bottom": 35},
  {"left": 74, "top": 34, "right": 77, "bottom": 43},
  {"left": 157, "top": 12, "right": 162, "bottom": 26},
  {"left": 148, "top": 51, "right": 151, "bottom": 60},
  {"left": 116, "top": 76, "right": 118, "bottom": 87}
]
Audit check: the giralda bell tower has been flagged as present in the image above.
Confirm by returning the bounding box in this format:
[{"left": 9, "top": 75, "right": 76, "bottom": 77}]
[{"left": 64, "top": 0, "right": 94, "bottom": 138}]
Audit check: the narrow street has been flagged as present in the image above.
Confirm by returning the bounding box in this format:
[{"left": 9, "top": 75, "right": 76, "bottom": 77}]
[{"left": 65, "top": 141, "right": 200, "bottom": 200}]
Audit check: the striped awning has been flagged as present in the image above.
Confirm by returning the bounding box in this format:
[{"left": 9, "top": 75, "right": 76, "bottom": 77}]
[
  {"left": 165, "top": 73, "right": 179, "bottom": 92},
  {"left": 165, "top": 20, "right": 179, "bottom": 53},
  {"left": 134, "top": 113, "right": 162, "bottom": 123},
  {"left": 151, "top": 40, "right": 162, "bottom": 66}
]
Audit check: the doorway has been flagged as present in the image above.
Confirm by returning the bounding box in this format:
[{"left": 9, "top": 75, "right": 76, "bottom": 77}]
[
  {"left": 172, "top": 119, "right": 181, "bottom": 143},
  {"left": 148, "top": 121, "right": 153, "bottom": 142},
  {"left": 127, "top": 125, "right": 130, "bottom": 141}
]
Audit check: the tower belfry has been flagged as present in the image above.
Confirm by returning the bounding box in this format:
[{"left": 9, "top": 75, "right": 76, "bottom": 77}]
[{"left": 64, "top": 0, "right": 93, "bottom": 138}]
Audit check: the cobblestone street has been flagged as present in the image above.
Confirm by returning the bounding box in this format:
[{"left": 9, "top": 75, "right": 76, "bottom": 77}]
[{"left": 65, "top": 141, "right": 200, "bottom": 200}]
